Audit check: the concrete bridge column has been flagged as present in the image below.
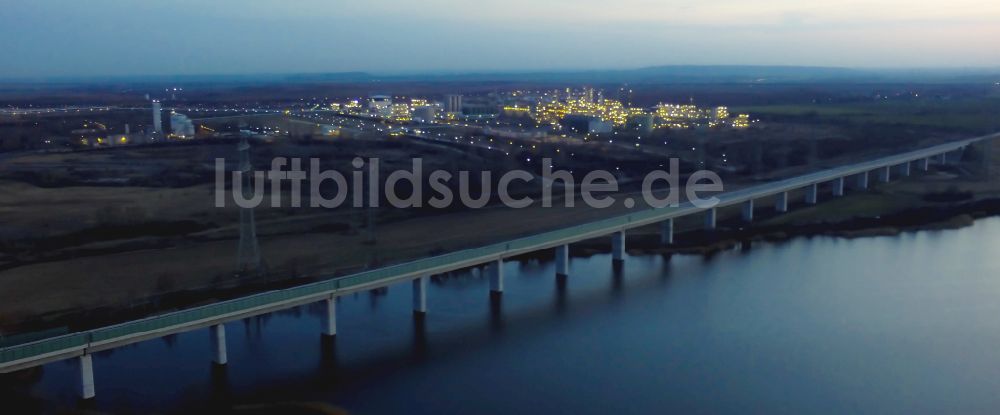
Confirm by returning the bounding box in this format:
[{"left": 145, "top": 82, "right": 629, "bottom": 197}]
[
  {"left": 79, "top": 354, "right": 95, "bottom": 400},
  {"left": 611, "top": 231, "right": 625, "bottom": 262},
  {"left": 659, "top": 219, "right": 673, "bottom": 245},
  {"left": 856, "top": 171, "right": 869, "bottom": 190},
  {"left": 877, "top": 166, "right": 891, "bottom": 183},
  {"left": 323, "top": 297, "right": 336, "bottom": 337},
  {"left": 832, "top": 177, "right": 845, "bottom": 196},
  {"left": 775, "top": 191, "right": 789, "bottom": 213},
  {"left": 704, "top": 208, "right": 717, "bottom": 229},
  {"left": 555, "top": 245, "right": 569, "bottom": 276},
  {"left": 413, "top": 277, "right": 428, "bottom": 314},
  {"left": 805, "top": 183, "right": 818, "bottom": 205},
  {"left": 488, "top": 259, "right": 504, "bottom": 293},
  {"left": 741, "top": 200, "right": 754, "bottom": 222},
  {"left": 920, "top": 157, "right": 930, "bottom": 171},
  {"left": 977, "top": 140, "right": 993, "bottom": 177},
  {"left": 899, "top": 162, "right": 911, "bottom": 177},
  {"left": 211, "top": 324, "right": 227, "bottom": 365},
  {"left": 938, "top": 152, "right": 947, "bottom": 164}
]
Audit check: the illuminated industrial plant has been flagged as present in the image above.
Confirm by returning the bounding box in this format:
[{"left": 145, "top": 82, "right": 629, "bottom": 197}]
[{"left": 317, "top": 87, "right": 754, "bottom": 135}]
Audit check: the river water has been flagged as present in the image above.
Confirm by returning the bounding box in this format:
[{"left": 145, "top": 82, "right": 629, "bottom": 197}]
[{"left": 9, "top": 217, "right": 1000, "bottom": 414}]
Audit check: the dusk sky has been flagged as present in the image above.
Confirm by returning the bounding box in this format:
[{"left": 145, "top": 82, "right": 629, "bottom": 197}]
[{"left": 2, "top": 0, "right": 999, "bottom": 78}]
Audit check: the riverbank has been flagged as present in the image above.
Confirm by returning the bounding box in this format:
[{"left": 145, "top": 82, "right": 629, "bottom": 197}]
[
  {"left": 13, "top": 215, "right": 1000, "bottom": 415},
  {"left": 6, "top": 189, "right": 999, "bottom": 346},
  {"left": 617, "top": 198, "right": 1000, "bottom": 257},
  {"left": 3, "top": 148, "right": 999, "bottom": 343}
]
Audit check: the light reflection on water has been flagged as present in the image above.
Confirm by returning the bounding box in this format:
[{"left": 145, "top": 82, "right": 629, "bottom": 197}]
[{"left": 9, "top": 217, "right": 1000, "bottom": 414}]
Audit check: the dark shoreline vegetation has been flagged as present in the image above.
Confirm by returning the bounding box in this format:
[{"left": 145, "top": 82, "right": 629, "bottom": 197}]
[
  {"left": 2, "top": 195, "right": 997, "bottom": 351},
  {"left": 617, "top": 199, "right": 994, "bottom": 256}
]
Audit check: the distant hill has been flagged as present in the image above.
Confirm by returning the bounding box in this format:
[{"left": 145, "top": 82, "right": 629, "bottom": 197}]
[
  {"left": 395, "top": 65, "right": 862, "bottom": 83},
  {"left": 2, "top": 65, "right": 998, "bottom": 87},
  {"left": 375, "top": 65, "right": 999, "bottom": 84}
]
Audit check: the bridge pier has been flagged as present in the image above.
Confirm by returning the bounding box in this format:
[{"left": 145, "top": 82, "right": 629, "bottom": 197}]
[
  {"left": 611, "top": 231, "right": 625, "bottom": 262},
  {"left": 920, "top": 157, "right": 930, "bottom": 171},
  {"left": 805, "top": 183, "right": 818, "bottom": 205},
  {"left": 659, "top": 219, "right": 673, "bottom": 245},
  {"left": 413, "top": 277, "right": 428, "bottom": 314},
  {"left": 323, "top": 297, "right": 337, "bottom": 337},
  {"left": 704, "top": 208, "right": 717, "bottom": 229},
  {"left": 211, "top": 324, "right": 227, "bottom": 365},
  {"left": 976, "top": 140, "right": 993, "bottom": 177},
  {"left": 938, "top": 152, "right": 947, "bottom": 164},
  {"left": 855, "top": 171, "right": 869, "bottom": 190},
  {"left": 877, "top": 166, "right": 891, "bottom": 183},
  {"left": 741, "top": 200, "right": 754, "bottom": 222},
  {"left": 79, "top": 354, "right": 95, "bottom": 400},
  {"left": 899, "top": 162, "right": 911, "bottom": 177},
  {"left": 488, "top": 259, "right": 504, "bottom": 293},
  {"left": 775, "top": 192, "right": 788, "bottom": 213},
  {"left": 555, "top": 245, "right": 569, "bottom": 276},
  {"left": 832, "top": 177, "right": 845, "bottom": 196}
]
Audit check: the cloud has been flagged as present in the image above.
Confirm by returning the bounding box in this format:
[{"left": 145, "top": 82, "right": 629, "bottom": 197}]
[{"left": 0, "top": 0, "right": 998, "bottom": 77}]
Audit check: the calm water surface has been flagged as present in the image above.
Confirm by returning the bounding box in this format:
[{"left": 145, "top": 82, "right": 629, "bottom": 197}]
[{"left": 11, "top": 217, "right": 1000, "bottom": 414}]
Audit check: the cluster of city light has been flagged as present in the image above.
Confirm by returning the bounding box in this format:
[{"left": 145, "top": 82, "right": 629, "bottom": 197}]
[
  {"left": 497, "top": 88, "right": 752, "bottom": 130},
  {"left": 390, "top": 103, "right": 412, "bottom": 122},
  {"left": 654, "top": 103, "right": 750, "bottom": 129},
  {"left": 655, "top": 103, "right": 704, "bottom": 120},
  {"left": 532, "top": 97, "right": 640, "bottom": 126},
  {"left": 732, "top": 113, "right": 751, "bottom": 128},
  {"left": 715, "top": 106, "right": 729, "bottom": 119},
  {"left": 315, "top": 87, "right": 754, "bottom": 133},
  {"left": 326, "top": 97, "right": 440, "bottom": 122},
  {"left": 502, "top": 105, "right": 531, "bottom": 114}
]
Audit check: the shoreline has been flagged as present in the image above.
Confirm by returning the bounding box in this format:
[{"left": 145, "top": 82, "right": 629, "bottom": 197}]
[
  {"left": 2, "top": 196, "right": 999, "bottom": 345},
  {"left": 602, "top": 197, "right": 1000, "bottom": 257}
]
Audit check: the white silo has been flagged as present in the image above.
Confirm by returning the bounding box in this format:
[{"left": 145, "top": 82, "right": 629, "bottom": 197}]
[{"left": 152, "top": 100, "right": 163, "bottom": 134}]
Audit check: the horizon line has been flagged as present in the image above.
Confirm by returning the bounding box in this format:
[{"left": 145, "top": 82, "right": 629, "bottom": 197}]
[{"left": 2, "top": 64, "right": 1000, "bottom": 85}]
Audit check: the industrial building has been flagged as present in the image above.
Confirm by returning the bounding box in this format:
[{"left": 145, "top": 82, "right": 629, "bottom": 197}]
[
  {"left": 368, "top": 95, "right": 392, "bottom": 117},
  {"left": 562, "top": 115, "right": 613, "bottom": 134},
  {"left": 444, "top": 94, "right": 463, "bottom": 114},
  {"left": 151, "top": 100, "right": 163, "bottom": 134},
  {"left": 412, "top": 106, "right": 436, "bottom": 123},
  {"left": 170, "top": 112, "right": 196, "bottom": 138}
]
